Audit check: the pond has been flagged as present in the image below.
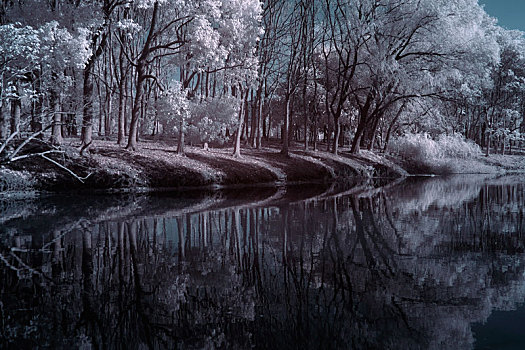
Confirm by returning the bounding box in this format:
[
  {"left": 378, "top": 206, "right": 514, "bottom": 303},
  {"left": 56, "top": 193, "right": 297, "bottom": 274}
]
[{"left": 1, "top": 175, "right": 524, "bottom": 349}]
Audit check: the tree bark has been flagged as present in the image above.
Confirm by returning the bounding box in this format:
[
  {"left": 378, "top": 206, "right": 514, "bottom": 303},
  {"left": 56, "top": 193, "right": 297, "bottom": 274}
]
[
  {"left": 126, "top": 64, "right": 143, "bottom": 151},
  {"left": 117, "top": 73, "right": 126, "bottom": 145},
  {"left": 367, "top": 114, "right": 381, "bottom": 151},
  {"left": 383, "top": 103, "right": 405, "bottom": 152},
  {"left": 281, "top": 93, "right": 291, "bottom": 156},
  {"left": 332, "top": 119, "right": 340, "bottom": 155},
  {"left": 50, "top": 84, "right": 62, "bottom": 146},
  {"left": 81, "top": 64, "right": 94, "bottom": 153},
  {"left": 10, "top": 81, "right": 21, "bottom": 136},
  {"left": 31, "top": 70, "right": 43, "bottom": 133},
  {"left": 233, "top": 89, "right": 246, "bottom": 158},
  {"left": 256, "top": 86, "right": 263, "bottom": 148},
  {"left": 126, "top": 1, "right": 159, "bottom": 151},
  {"left": 0, "top": 104, "right": 6, "bottom": 140},
  {"left": 177, "top": 118, "right": 185, "bottom": 155}
]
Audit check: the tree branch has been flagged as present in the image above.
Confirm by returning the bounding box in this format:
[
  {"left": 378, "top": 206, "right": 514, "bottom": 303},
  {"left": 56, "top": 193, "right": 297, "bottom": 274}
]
[
  {"left": 41, "top": 154, "right": 92, "bottom": 183},
  {"left": 9, "top": 149, "right": 64, "bottom": 162},
  {"left": 0, "top": 131, "right": 18, "bottom": 156},
  {"left": 7, "top": 124, "right": 52, "bottom": 162}
]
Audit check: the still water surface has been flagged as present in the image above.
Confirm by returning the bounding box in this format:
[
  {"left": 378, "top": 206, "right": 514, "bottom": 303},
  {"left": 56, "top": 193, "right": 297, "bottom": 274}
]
[{"left": 1, "top": 175, "right": 524, "bottom": 349}]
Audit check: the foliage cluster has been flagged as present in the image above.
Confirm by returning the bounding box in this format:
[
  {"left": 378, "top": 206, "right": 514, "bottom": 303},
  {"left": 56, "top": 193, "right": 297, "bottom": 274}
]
[
  {"left": 390, "top": 133, "right": 482, "bottom": 161},
  {"left": 389, "top": 133, "right": 483, "bottom": 174}
]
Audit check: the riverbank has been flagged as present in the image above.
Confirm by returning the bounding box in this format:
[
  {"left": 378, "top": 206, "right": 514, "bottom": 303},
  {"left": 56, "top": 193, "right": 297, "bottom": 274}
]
[{"left": 1, "top": 138, "right": 524, "bottom": 195}]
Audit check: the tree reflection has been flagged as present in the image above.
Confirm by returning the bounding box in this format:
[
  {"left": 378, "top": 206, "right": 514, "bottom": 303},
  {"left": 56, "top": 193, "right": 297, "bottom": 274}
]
[{"left": 1, "top": 179, "right": 525, "bottom": 349}]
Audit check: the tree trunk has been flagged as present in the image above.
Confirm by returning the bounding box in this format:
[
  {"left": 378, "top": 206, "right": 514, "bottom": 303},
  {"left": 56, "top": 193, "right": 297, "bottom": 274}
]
[
  {"left": 313, "top": 113, "right": 317, "bottom": 151},
  {"left": 332, "top": 119, "right": 340, "bottom": 155},
  {"left": 117, "top": 7, "right": 130, "bottom": 145},
  {"left": 250, "top": 90, "right": 257, "bottom": 147},
  {"left": 126, "top": 62, "right": 145, "bottom": 151},
  {"left": 256, "top": 87, "right": 263, "bottom": 149},
  {"left": 242, "top": 95, "right": 250, "bottom": 143},
  {"left": 233, "top": 90, "right": 246, "bottom": 158},
  {"left": 351, "top": 133, "right": 362, "bottom": 154},
  {"left": 326, "top": 125, "right": 331, "bottom": 152},
  {"left": 105, "top": 91, "right": 112, "bottom": 136},
  {"left": 351, "top": 116, "right": 368, "bottom": 154},
  {"left": 31, "top": 70, "right": 43, "bottom": 133},
  {"left": 126, "top": 1, "right": 159, "bottom": 150},
  {"left": 367, "top": 115, "right": 381, "bottom": 151},
  {"left": 0, "top": 104, "right": 7, "bottom": 140},
  {"left": 304, "top": 114, "right": 308, "bottom": 151},
  {"left": 383, "top": 103, "right": 405, "bottom": 152},
  {"left": 117, "top": 76, "right": 126, "bottom": 145},
  {"left": 266, "top": 112, "right": 271, "bottom": 140},
  {"left": 10, "top": 82, "right": 21, "bottom": 135},
  {"left": 281, "top": 94, "right": 291, "bottom": 156},
  {"left": 177, "top": 118, "right": 185, "bottom": 155},
  {"left": 485, "top": 129, "right": 490, "bottom": 157},
  {"left": 81, "top": 64, "right": 94, "bottom": 153},
  {"left": 50, "top": 86, "right": 62, "bottom": 146}
]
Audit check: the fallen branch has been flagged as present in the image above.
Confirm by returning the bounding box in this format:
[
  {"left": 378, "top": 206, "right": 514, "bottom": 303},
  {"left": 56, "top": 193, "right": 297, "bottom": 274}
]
[
  {"left": 9, "top": 149, "right": 64, "bottom": 162},
  {"left": 7, "top": 147, "right": 92, "bottom": 183},
  {"left": 41, "top": 154, "right": 92, "bottom": 183},
  {"left": 7, "top": 124, "right": 53, "bottom": 162},
  {"left": 0, "top": 131, "right": 19, "bottom": 156}
]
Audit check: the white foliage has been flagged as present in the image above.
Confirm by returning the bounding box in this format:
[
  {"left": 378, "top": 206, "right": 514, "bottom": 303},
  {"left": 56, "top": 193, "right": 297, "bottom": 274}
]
[
  {"left": 116, "top": 19, "right": 142, "bottom": 33},
  {"left": 0, "top": 23, "right": 41, "bottom": 108},
  {"left": 189, "top": 96, "right": 240, "bottom": 143},
  {"left": 136, "top": 0, "right": 169, "bottom": 9},
  {"left": 157, "top": 83, "right": 191, "bottom": 133},
  {"left": 0, "top": 23, "right": 41, "bottom": 70},
  {"left": 39, "top": 21, "right": 91, "bottom": 70},
  {"left": 217, "top": 0, "right": 262, "bottom": 82},
  {"left": 390, "top": 133, "right": 482, "bottom": 160},
  {"left": 187, "top": 15, "right": 225, "bottom": 68}
]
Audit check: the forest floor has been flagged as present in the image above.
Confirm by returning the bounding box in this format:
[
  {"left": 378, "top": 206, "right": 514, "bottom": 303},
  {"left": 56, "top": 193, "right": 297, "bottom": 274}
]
[{"left": 1, "top": 137, "right": 524, "bottom": 194}]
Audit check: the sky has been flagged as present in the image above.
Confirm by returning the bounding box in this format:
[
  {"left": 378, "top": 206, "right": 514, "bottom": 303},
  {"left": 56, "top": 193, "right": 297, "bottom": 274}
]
[{"left": 478, "top": 0, "right": 525, "bottom": 31}]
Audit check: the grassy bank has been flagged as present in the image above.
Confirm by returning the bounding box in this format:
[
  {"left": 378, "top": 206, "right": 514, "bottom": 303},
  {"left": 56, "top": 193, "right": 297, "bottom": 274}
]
[
  {"left": 1, "top": 138, "right": 523, "bottom": 195},
  {"left": 0, "top": 139, "right": 407, "bottom": 194}
]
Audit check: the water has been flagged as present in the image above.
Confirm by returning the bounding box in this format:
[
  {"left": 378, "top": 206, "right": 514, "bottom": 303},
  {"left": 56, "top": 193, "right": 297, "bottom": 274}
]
[{"left": 1, "top": 175, "right": 524, "bottom": 349}]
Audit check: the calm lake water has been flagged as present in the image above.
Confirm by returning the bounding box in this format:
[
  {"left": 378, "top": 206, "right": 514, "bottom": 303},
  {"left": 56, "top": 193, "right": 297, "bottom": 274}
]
[{"left": 1, "top": 175, "right": 524, "bottom": 349}]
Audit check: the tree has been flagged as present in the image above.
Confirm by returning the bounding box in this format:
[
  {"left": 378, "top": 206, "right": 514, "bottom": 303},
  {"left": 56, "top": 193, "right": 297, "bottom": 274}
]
[
  {"left": 121, "top": 0, "right": 261, "bottom": 152},
  {"left": 80, "top": 0, "right": 122, "bottom": 154},
  {"left": 156, "top": 83, "right": 190, "bottom": 154},
  {"left": 0, "top": 24, "right": 40, "bottom": 140}
]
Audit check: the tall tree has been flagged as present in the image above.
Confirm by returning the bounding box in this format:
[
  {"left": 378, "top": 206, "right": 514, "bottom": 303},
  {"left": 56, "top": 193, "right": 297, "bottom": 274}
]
[{"left": 80, "top": 0, "right": 121, "bottom": 154}]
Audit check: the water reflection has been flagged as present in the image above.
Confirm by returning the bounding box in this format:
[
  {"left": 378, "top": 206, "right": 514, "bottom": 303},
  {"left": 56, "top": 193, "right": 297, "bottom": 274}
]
[{"left": 1, "top": 177, "right": 524, "bottom": 349}]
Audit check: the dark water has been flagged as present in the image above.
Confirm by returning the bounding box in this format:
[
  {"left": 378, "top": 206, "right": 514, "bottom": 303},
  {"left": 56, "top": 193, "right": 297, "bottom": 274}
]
[{"left": 1, "top": 175, "right": 524, "bottom": 349}]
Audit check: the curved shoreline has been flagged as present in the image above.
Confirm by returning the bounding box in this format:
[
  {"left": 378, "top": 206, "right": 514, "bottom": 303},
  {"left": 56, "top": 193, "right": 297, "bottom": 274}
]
[{"left": 1, "top": 140, "right": 524, "bottom": 196}]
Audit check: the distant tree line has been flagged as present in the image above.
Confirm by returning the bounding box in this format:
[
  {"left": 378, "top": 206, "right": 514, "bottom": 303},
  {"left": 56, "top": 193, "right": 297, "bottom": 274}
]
[{"left": 0, "top": 0, "right": 524, "bottom": 158}]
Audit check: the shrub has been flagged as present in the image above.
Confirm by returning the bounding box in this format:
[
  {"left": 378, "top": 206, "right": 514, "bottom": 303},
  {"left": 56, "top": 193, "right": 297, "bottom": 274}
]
[
  {"left": 389, "top": 133, "right": 481, "bottom": 174},
  {"left": 436, "top": 134, "right": 482, "bottom": 158},
  {"left": 0, "top": 168, "right": 35, "bottom": 192}
]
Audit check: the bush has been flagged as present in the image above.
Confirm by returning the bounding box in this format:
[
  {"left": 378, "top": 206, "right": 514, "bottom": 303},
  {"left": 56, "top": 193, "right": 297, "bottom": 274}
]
[
  {"left": 436, "top": 134, "right": 482, "bottom": 158},
  {"left": 0, "top": 168, "right": 35, "bottom": 192},
  {"left": 389, "top": 133, "right": 481, "bottom": 174}
]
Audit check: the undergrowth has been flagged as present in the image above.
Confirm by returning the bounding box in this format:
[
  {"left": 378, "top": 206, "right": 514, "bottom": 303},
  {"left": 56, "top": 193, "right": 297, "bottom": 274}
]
[
  {"left": 0, "top": 168, "right": 36, "bottom": 192},
  {"left": 389, "top": 133, "right": 482, "bottom": 175}
]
